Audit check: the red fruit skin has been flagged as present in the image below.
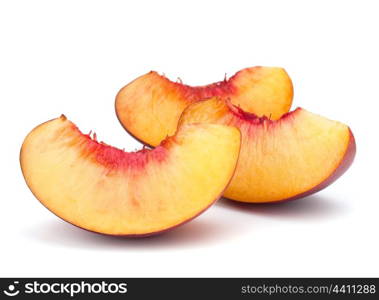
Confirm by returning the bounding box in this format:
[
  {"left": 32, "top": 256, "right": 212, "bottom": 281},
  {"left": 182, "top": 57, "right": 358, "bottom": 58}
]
[
  {"left": 225, "top": 129, "right": 356, "bottom": 204},
  {"left": 21, "top": 154, "right": 225, "bottom": 238},
  {"left": 20, "top": 118, "right": 241, "bottom": 238},
  {"left": 285, "top": 129, "right": 356, "bottom": 201},
  {"left": 26, "top": 157, "right": 238, "bottom": 239},
  {"left": 115, "top": 66, "right": 292, "bottom": 147}
]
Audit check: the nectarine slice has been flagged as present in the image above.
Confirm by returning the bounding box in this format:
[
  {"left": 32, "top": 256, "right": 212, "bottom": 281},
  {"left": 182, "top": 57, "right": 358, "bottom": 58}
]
[
  {"left": 115, "top": 66, "right": 293, "bottom": 146},
  {"left": 179, "top": 98, "right": 356, "bottom": 203},
  {"left": 20, "top": 116, "right": 240, "bottom": 236}
]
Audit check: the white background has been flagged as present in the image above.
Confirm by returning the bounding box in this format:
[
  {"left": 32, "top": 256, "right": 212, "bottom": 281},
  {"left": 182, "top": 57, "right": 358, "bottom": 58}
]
[{"left": 1, "top": 0, "right": 378, "bottom": 277}]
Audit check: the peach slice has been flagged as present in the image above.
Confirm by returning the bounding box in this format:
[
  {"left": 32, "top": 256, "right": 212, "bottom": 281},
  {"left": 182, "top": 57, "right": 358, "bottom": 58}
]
[
  {"left": 20, "top": 116, "right": 240, "bottom": 236},
  {"left": 179, "top": 97, "right": 356, "bottom": 203},
  {"left": 115, "top": 66, "right": 293, "bottom": 146}
]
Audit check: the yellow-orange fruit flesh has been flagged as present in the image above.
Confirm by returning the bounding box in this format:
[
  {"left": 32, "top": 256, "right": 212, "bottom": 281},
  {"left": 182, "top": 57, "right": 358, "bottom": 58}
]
[
  {"left": 115, "top": 66, "right": 293, "bottom": 146},
  {"left": 20, "top": 117, "right": 241, "bottom": 235},
  {"left": 179, "top": 98, "right": 356, "bottom": 203}
]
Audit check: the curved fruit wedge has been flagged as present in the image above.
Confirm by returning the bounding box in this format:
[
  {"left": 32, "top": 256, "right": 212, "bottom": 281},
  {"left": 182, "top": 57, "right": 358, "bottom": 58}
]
[
  {"left": 115, "top": 66, "right": 293, "bottom": 146},
  {"left": 20, "top": 116, "right": 240, "bottom": 236},
  {"left": 179, "top": 97, "right": 356, "bottom": 203}
]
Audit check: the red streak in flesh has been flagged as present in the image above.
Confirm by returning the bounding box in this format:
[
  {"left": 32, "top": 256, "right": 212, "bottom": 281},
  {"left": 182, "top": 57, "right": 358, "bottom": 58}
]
[
  {"left": 149, "top": 66, "right": 264, "bottom": 104},
  {"left": 180, "top": 80, "right": 236, "bottom": 102},
  {"left": 70, "top": 124, "right": 168, "bottom": 170},
  {"left": 173, "top": 66, "right": 262, "bottom": 102},
  {"left": 224, "top": 98, "right": 301, "bottom": 126},
  {"left": 155, "top": 72, "right": 238, "bottom": 102}
]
